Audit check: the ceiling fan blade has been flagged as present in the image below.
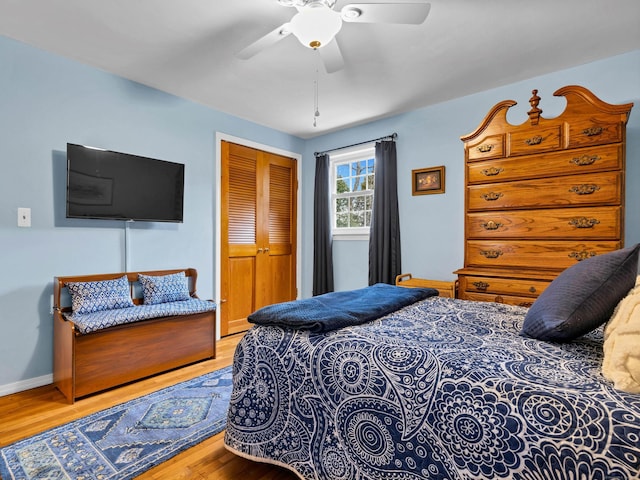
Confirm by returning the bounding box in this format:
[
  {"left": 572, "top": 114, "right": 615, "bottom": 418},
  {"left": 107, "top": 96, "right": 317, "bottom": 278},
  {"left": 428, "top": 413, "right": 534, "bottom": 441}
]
[
  {"left": 319, "top": 38, "right": 344, "bottom": 73},
  {"left": 341, "top": 3, "right": 431, "bottom": 24},
  {"left": 237, "top": 23, "right": 292, "bottom": 60}
]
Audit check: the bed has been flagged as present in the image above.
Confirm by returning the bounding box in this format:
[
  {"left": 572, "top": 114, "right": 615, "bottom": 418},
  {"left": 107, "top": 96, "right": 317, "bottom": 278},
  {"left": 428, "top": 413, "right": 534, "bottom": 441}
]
[{"left": 223, "top": 265, "right": 640, "bottom": 479}]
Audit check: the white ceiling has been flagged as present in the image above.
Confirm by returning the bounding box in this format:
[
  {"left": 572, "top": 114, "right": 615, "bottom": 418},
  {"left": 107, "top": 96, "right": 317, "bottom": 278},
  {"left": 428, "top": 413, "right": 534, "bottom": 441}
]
[{"left": 1, "top": 0, "right": 639, "bottom": 139}]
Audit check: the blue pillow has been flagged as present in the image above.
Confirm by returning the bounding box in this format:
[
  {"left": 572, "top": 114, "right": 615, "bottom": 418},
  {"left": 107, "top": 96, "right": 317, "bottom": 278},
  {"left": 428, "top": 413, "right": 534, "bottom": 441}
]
[
  {"left": 139, "top": 272, "right": 191, "bottom": 305},
  {"left": 521, "top": 244, "right": 640, "bottom": 342},
  {"left": 67, "top": 275, "right": 134, "bottom": 314}
]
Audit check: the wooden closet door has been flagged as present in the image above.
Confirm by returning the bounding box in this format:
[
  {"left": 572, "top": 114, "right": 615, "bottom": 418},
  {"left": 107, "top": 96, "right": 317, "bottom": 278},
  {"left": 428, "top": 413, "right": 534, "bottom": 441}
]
[
  {"left": 220, "top": 141, "right": 297, "bottom": 336},
  {"left": 258, "top": 152, "right": 298, "bottom": 307}
]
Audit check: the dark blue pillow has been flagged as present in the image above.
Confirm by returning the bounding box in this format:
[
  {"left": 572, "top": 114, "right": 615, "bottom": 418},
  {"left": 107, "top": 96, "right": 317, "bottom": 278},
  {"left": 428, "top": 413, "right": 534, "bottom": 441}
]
[
  {"left": 521, "top": 244, "right": 640, "bottom": 342},
  {"left": 67, "top": 275, "right": 134, "bottom": 314},
  {"left": 139, "top": 272, "right": 191, "bottom": 305}
]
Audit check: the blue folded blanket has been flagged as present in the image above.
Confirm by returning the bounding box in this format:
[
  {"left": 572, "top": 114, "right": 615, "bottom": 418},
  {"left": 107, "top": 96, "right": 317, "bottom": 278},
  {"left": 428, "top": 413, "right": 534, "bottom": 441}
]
[{"left": 248, "top": 283, "right": 437, "bottom": 332}]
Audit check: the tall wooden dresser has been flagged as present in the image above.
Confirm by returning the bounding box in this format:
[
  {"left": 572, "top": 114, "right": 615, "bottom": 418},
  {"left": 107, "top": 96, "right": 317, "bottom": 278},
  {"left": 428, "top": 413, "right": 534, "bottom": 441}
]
[{"left": 455, "top": 85, "right": 633, "bottom": 306}]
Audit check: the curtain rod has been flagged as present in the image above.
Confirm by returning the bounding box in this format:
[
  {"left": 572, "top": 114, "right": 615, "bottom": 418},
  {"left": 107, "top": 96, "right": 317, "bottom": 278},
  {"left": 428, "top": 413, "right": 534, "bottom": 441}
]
[{"left": 314, "top": 132, "right": 397, "bottom": 157}]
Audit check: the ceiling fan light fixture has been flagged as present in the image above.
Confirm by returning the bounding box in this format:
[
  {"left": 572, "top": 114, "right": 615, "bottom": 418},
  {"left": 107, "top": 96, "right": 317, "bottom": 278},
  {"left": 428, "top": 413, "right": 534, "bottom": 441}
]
[{"left": 290, "top": 4, "right": 342, "bottom": 49}]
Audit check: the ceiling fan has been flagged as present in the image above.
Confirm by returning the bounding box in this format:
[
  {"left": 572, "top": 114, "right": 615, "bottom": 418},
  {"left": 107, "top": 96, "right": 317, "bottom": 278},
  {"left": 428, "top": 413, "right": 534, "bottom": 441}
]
[{"left": 237, "top": 0, "right": 431, "bottom": 73}]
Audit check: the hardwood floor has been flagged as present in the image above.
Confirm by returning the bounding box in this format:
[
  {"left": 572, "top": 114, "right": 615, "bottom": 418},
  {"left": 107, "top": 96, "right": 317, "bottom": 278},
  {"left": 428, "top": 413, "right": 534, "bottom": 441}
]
[{"left": 0, "top": 333, "right": 299, "bottom": 479}]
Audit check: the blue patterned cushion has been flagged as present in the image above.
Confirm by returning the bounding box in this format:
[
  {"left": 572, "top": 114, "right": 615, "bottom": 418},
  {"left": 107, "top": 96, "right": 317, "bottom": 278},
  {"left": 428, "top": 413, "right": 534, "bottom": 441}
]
[
  {"left": 139, "top": 272, "right": 191, "bottom": 305},
  {"left": 66, "top": 298, "right": 216, "bottom": 334},
  {"left": 66, "top": 275, "right": 134, "bottom": 315},
  {"left": 522, "top": 244, "right": 640, "bottom": 342}
]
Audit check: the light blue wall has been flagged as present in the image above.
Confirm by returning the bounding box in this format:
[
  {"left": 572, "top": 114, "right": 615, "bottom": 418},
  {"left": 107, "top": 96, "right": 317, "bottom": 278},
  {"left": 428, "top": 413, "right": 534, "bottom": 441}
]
[
  {"left": 1, "top": 32, "right": 638, "bottom": 391},
  {"left": 302, "top": 50, "right": 640, "bottom": 296},
  {"left": 0, "top": 36, "right": 304, "bottom": 390}
]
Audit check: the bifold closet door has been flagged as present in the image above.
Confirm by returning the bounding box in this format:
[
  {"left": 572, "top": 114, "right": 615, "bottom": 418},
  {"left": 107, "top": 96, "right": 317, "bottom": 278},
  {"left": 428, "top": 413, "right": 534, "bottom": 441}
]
[{"left": 220, "top": 141, "right": 297, "bottom": 336}]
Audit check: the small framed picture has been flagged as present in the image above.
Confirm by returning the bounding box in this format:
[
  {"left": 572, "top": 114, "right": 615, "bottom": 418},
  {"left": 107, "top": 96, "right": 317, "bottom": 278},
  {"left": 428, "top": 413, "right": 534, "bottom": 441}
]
[{"left": 412, "top": 166, "right": 445, "bottom": 195}]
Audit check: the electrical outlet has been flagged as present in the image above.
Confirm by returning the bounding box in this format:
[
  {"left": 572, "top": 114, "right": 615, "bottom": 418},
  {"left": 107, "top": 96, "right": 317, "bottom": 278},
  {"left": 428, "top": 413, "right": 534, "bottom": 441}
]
[{"left": 18, "top": 207, "right": 31, "bottom": 227}]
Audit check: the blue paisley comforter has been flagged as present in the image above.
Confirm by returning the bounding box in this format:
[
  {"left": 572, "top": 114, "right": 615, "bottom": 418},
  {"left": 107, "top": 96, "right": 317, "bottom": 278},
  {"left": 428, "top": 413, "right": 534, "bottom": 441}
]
[{"left": 224, "top": 297, "right": 640, "bottom": 480}]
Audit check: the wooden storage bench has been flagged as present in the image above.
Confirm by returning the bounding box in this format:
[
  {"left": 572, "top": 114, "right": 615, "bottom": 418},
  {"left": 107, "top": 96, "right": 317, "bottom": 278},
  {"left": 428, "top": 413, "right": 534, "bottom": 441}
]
[
  {"left": 53, "top": 268, "right": 216, "bottom": 403},
  {"left": 395, "top": 273, "right": 458, "bottom": 298}
]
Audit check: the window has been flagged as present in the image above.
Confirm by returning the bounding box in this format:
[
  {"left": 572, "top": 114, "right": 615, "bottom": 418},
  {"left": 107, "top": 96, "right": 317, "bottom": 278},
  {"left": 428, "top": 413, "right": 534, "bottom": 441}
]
[{"left": 330, "top": 144, "right": 375, "bottom": 238}]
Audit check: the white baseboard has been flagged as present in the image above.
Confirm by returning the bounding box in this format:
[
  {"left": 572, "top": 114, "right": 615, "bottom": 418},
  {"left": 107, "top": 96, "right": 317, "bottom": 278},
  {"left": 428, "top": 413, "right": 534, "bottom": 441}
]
[{"left": 0, "top": 374, "right": 53, "bottom": 397}]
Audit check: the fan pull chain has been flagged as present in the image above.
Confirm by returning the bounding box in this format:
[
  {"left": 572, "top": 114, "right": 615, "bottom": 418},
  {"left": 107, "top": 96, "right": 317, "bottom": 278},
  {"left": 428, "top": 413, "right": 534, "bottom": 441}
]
[{"left": 313, "top": 51, "right": 320, "bottom": 127}]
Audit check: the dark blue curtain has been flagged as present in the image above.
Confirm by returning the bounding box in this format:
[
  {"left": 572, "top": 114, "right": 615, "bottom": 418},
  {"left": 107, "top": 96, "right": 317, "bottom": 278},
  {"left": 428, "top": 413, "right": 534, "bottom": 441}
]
[
  {"left": 369, "top": 140, "right": 401, "bottom": 285},
  {"left": 313, "top": 153, "right": 334, "bottom": 295}
]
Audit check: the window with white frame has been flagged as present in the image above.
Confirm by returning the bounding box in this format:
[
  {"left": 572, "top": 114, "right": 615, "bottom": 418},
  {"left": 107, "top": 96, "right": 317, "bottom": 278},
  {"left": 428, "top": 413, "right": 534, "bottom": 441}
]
[{"left": 329, "top": 144, "right": 376, "bottom": 238}]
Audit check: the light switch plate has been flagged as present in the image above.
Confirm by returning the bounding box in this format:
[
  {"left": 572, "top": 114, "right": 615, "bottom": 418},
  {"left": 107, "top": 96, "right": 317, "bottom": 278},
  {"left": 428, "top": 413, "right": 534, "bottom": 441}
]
[{"left": 18, "top": 207, "right": 31, "bottom": 227}]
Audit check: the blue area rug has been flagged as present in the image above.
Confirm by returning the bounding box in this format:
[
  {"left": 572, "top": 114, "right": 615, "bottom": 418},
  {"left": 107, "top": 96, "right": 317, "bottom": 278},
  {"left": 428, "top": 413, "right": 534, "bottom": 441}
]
[{"left": 0, "top": 366, "right": 232, "bottom": 480}]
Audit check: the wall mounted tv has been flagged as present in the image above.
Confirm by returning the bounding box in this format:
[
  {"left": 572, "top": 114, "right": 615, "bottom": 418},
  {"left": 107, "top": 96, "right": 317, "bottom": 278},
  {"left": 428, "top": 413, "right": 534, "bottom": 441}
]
[{"left": 66, "top": 143, "right": 185, "bottom": 223}]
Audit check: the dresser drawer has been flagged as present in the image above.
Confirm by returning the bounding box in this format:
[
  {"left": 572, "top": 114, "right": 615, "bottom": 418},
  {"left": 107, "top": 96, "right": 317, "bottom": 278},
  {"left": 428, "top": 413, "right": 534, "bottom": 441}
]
[
  {"left": 459, "top": 291, "right": 537, "bottom": 308},
  {"left": 466, "top": 206, "right": 621, "bottom": 240},
  {"left": 459, "top": 275, "right": 550, "bottom": 298},
  {"left": 508, "top": 125, "right": 562, "bottom": 156},
  {"left": 467, "top": 171, "right": 621, "bottom": 211},
  {"left": 467, "top": 134, "right": 505, "bottom": 161},
  {"left": 467, "top": 144, "right": 622, "bottom": 184},
  {"left": 567, "top": 119, "right": 623, "bottom": 149},
  {"left": 465, "top": 240, "right": 622, "bottom": 270}
]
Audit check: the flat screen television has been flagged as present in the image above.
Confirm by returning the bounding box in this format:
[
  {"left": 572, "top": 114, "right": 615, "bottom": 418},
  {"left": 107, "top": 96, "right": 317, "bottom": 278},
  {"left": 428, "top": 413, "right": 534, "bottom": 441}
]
[{"left": 66, "top": 143, "right": 185, "bottom": 223}]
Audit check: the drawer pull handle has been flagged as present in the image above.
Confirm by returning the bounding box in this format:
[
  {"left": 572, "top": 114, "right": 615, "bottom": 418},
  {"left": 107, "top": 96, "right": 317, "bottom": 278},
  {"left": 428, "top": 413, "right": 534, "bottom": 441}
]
[
  {"left": 481, "top": 220, "right": 502, "bottom": 231},
  {"left": 583, "top": 126, "right": 603, "bottom": 137},
  {"left": 480, "top": 249, "right": 503, "bottom": 259},
  {"left": 480, "top": 167, "right": 504, "bottom": 176},
  {"left": 477, "top": 144, "right": 494, "bottom": 153},
  {"left": 569, "top": 250, "right": 597, "bottom": 262},
  {"left": 570, "top": 154, "right": 600, "bottom": 166},
  {"left": 481, "top": 192, "right": 503, "bottom": 201},
  {"left": 569, "top": 184, "right": 600, "bottom": 195},
  {"left": 472, "top": 281, "right": 489, "bottom": 291},
  {"left": 529, "top": 286, "right": 537, "bottom": 293},
  {"left": 569, "top": 217, "right": 600, "bottom": 229},
  {"left": 525, "top": 135, "right": 543, "bottom": 146}
]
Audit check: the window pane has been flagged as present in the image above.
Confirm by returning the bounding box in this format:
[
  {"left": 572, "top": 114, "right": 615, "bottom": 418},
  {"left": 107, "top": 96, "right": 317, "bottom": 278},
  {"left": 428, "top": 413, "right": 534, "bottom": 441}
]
[
  {"left": 350, "top": 211, "right": 365, "bottom": 227},
  {"left": 336, "top": 177, "right": 350, "bottom": 193},
  {"left": 367, "top": 158, "right": 374, "bottom": 174},
  {"left": 353, "top": 175, "right": 366, "bottom": 191},
  {"left": 336, "top": 197, "right": 348, "bottom": 212},
  {"left": 367, "top": 174, "right": 375, "bottom": 190},
  {"left": 365, "top": 195, "right": 373, "bottom": 210},
  {"left": 336, "top": 213, "right": 349, "bottom": 228},
  {"left": 350, "top": 195, "right": 366, "bottom": 212},
  {"left": 337, "top": 164, "right": 350, "bottom": 178}
]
